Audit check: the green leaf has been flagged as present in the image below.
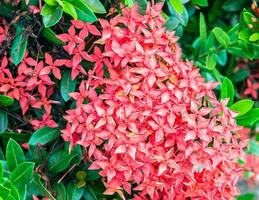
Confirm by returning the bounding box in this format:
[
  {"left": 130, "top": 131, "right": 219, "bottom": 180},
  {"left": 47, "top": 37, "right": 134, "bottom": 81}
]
[
  {"left": 29, "top": 173, "right": 55, "bottom": 200},
  {"left": 206, "top": 52, "right": 217, "bottom": 70},
  {"left": 217, "top": 50, "right": 227, "bottom": 66},
  {"left": 0, "top": 111, "right": 8, "bottom": 134},
  {"left": 84, "top": 0, "right": 106, "bottom": 13},
  {"left": 220, "top": 77, "right": 234, "bottom": 106},
  {"left": 9, "top": 162, "right": 34, "bottom": 187},
  {"left": 47, "top": 151, "right": 76, "bottom": 174},
  {"left": 247, "top": 140, "right": 259, "bottom": 156},
  {"left": 62, "top": 1, "right": 78, "bottom": 19},
  {"left": 53, "top": 182, "right": 66, "bottom": 200},
  {"left": 67, "top": 0, "right": 97, "bottom": 22},
  {"left": 10, "top": 25, "right": 28, "bottom": 66},
  {"left": 164, "top": 17, "right": 179, "bottom": 30},
  {"left": 67, "top": 183, "right": 84, "bottom": 200},
  {"left": 61, "top": 70, "right": 77, "bottom": 102},
  {"left": 169, "top": 0, "right": 183, "bottom": 14},
  {"left": 222, "top": 0, "right": 246, "bottom": 11},
  {"left": 19, "top": 184, "right": 27, "bottom": 200},
  {"left": 41, "top": 5, "right": 63, "bottom": 28},
  {"left": 82, "top": 187, "right": 96, "bottom": 200},
  {"left": 199, "top": 13, "right": 207, "bottom": 51},
  {"left": 6, "top": 138, "right": 25, "bottom": 171},
  {"left": 249, "top": 32, "right": 259, "bottom": 42},
  {"left": 230, "top": 99, "right": 254, "bottom": 117},
  {"left": 230, "top": 69, "right": 250, "bottom": 83},
  {"left": 212, "top": 27, "right": 230, "bottom": 48},
  {"left": 29, "top": 127, "right": 59, "bottom": 146},
  {"left": 44, "top": 0, "right": 58, "bottom": 6},
  {"left": 1, "top": 161, "right": 10, "bottom": 177},
  {"left": 237, "top": 193, "right": 256, "bottom": 200},
  {"left": 0, "top": 95, "right": 14, "bottom": 107},
  {"left": 40, "top": 28, "right": 65, "bottom": 45},
  {"left": 0, "top": 131, "right": 30, "bottom": 142},
  {"left": 0, "top": 179, "right": 20, "bottom": 200},
  {"left": 125, "top": 0, "right": 134, "bottom": 7},
  {"left": 0, "top": 162, "right": 3, "bottom": 180},
  {"left": 191, "top": 0, "right": 208, "bottom": 7},
  {"left": 236, "top": 108, "right": 259, "bottom": 126}
]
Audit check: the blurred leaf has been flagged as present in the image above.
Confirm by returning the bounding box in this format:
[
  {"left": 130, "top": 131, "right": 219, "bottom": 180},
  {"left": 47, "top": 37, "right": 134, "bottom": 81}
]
[
  {"left": 47, "top": 151, "right": 76, "bottom": 174},
  {"left": 29, "top": 127, "right": 59, "bottom": 146},
  {"left": 220, "top": 77, "right": 234, "bottom": 106},
  {"left": 83, "top": 187, "right": 96, "bottom": 200},
  {"left": 84, "top": 0, "right": 106, "bottom": 13},
  {"left": 68, "top": 0, "right": 97, "bottom": 22},
  {"left": 222, "top": 0, "right": 246, "bottom": 11},
  {"left": 0, "top": 111, "right": 8, "bottom": 134},
  {"left": 61, "top": 70, "right": 77, "bottom": 102},
  {"left": 40, "top": 28, "right": 65, "bottom": 45},
  {"left": 9, "top": 162, "right": 34, "bottom": 188},
  {"left": 41, "top": 5, "right": 63, "bottom": 28},
  {"left": 236, "top": 108, "right": 259, "bottom": 126},
  {"left": 239, "top": 28, "right": 250, "bottom": 41},
  {"left": 62, "top": 1, "right": 78, "bottom": 19},
  {"left": 0, "top": 95, "right": 14, "bottom": 107},
  {"left": 6, "top": 138, "right": 25, "bottom": 171},
  {"left": 247, "top": 140, "right": 259, "bottom": 156},
  {"left": 199, "top": 13, "right": 207, "bottom": 51},
  {"left": 53, "top": 182, "right": 66, "bottom": 200},
  {"left": 0, "top": 162, "right": 2, "bottom": 179},
  {"left": 206, "top": 52, "right": 217, "bottom": 70},
  {"left": 191, "top": 0, "right": 208, "bottom": 7},
  {"left": 67, "top": 183, "right": 84, "bottom": 200},
  {"left": 212, "top": 27, "right": 230, "bottom": 48},
  {"left": 10, "top": 25, "right": 28, "bottom": 66},
  {"left": 169, "top": 0, "right": 183, "bottom": 14},
  {"left": 249, "top": 32, "right": 259, "bottom": 42},
  {"left": 230, "top": 99, "right": 254, "bottom": 117},
  {"left": 164, "top": 17, "right": 179, "bottom": 30},
  {"left": 237, "top": 193, "right": 256, "bottom": 200},
  {"left": 76, "top": 171, "right": 87, "bottom": 180}
]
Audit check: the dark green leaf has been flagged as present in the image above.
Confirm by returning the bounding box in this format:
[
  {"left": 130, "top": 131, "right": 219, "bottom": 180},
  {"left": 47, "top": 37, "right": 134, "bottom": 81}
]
[
  {"left": 0, "top": 95, "right": 14, "bottom": 107},
  {"left": 191, "top": 0, "right": 208, "bottom": 7},
  {"left": 53, "top": 182, "right": 66, "bottom": 200},
  {"left": 6, "top": 138, "right": 25, "bottom": 171},
  {"left": 61, "top": 70, "right": 77, "bottom": 102},
  {"left": 9, "top": 162, "right": 34, "bottom": 188},
  {"left": 67, "top": 183, "right": 84, "bottom": 200},
  {"left": 230, "top": 99, "right": 254, "bottom": 117},
  {"left": 236, "top": 108, "right": 259, "bottom": 126},
  {"left": 10, "top": 25, "right": 28, "bottom": 66},
  {"left": 41, "top": 5, "right": 63, "bottom": 28},
  {"left": 40, "top": 28, "right": 65, "bottom": 45},
  {"left": 230, "top": 69, "right": 250, "bottom": 83},
  {"left": 84, "top": 0, "right": 106, "bottom": 13},
  {"left": 169, "top": 0, "right": 183, "bottom": 14},
  {"left": 47, "top": 151, "right": 76, "bottom": 174},
  {"left": 29, "top": 127, "right": 59, "bottom": 146},
  {"left": 83, "top": 187, "right": 96, "bottom": 200},
  {"left": 0, "top": 111, "right": 8, "bottom": 134},
  {"left": 0, "top": 131, "right": 30, "bottom": 142},
  {"left": 220, "top": 77, "right": 234, "bottom": 106},
  {"left": 222, "top": 0, "right": 246, "bottom": 11},
  {"left": 0, "top": 162, "right": 3, "bottom": 179},
  {"left": 212, "top": 27, "right": 230, "bottom": 48},
  {"left": 62, "top": 1, "right": 78, "bottom": 19}
]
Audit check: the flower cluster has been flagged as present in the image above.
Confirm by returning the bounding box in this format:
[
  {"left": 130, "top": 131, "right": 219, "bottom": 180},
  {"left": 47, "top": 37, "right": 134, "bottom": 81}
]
[{"left": 60, "top": 3, "right": 246, "bottom": 200}]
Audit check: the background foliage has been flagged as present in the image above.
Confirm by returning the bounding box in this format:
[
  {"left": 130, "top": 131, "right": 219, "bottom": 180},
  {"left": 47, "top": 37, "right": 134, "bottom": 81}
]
[{"left": 0, "top": 0, "right": 258, "bottom": 199}]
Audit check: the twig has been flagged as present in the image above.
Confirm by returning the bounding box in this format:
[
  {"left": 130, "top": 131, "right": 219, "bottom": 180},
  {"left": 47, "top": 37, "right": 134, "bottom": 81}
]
[{"left": 58, "top": 164, "right": 77, "bottom": 183}]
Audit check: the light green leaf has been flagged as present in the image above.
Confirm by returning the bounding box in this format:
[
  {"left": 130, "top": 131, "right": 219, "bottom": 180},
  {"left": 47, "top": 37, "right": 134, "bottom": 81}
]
[
  {"left": 230, "top": 99, "right": 254, "bottom": 117},
  {"left": 236, "top": 108, "right": 259, "bottom": 126},
  {"left": 84, "top": 0, "right": 106, "bottom": 13},
  {"left": 0, "top": 179, "right": 20, "bottom": 200},
  {"left": 0, "top": 111, "right": 8, "bottom": 134},
  {"left": 206, "top": 53, "right": 217, "bottom": 70},
  {"left": 220, "top": 77, "right": 234, "bottom": 106},
  {"left": 29, "top": 127, "right": 59, "bottom": 146},
  {"left": 169, "top": 0, "right": 183, "bottom": 14},
  {"left": 10, "top": 25, "right": 28, "bottom": 66},
  {"left": 44, "top": 0, "right": 58, "bottom": 6},
  {"left": 41, "top": 5, "right": 63, "bottom": 28},
  {"left": 249, "top": 32, "right": 259, "bottom": 42},
  {"left": 62, "top": 1, "right": 78, "bottom": 19},
  {"left": 9, "top": 162, "right": 34, "bottom": 188},
  {"left": 6, "top": 138, "right": 25, "bottom": 171},
  {"left": 212, "top": 27, "right": 230, "bottom": 48},
  {"left": 61, "top": 70, "right": 77, "bottom": 102}
]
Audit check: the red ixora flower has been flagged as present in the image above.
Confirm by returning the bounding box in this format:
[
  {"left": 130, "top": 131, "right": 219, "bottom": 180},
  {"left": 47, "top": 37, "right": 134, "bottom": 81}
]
[{"left": 60, "top": 3, "right": 246, "bottom": 200}]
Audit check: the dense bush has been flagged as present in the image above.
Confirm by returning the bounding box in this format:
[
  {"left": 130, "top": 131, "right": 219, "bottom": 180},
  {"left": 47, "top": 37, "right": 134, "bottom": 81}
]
[{"left": 0, "top": 0, "right": 258, "bottom": 200}]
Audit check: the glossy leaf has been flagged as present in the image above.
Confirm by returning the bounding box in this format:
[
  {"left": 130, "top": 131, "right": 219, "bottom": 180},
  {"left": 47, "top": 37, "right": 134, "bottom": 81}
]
[
  {"left": 6, "top": 138, "right": 25, "bottom": 171},
  {"left": 10, "top": 25, "right": 28, "bottom": 66},
  {"left": 0, "top": 110, "right": 8, "bottom": 134},
  {"left": 29, "top": 127, "right": 59, "bottom": 146},
  {"left": 220, "top": 77, "right": 234, "bottom": 106},
  {"left": 62, "top": 1, "right": 78, "bottom": 19},
  {"left": 0, "top": 95, "right": 14, "bottom": 107},
  {"left": 236, "top": 108, "right": 259, "bottom": 126},
  {"left": 9, "top": 162, "right": 34, "bottom": 188},
  {"left": 61, "top": 70, "right": 77, "bottom": 102},
  {"left": 41, "top": 5, "right": 63, "bottom": 28},
  {"left": 230, "top": 99, "right": 254, "bottom": 117}
]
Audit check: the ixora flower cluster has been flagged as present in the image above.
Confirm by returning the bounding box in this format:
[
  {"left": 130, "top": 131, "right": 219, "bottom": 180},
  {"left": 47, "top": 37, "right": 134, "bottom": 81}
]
[
  {"left": 0, "top": 3, "right": 247, "bottom": 200},
  {"left": 60, "top": 3, "right": 246, "bottom": 200}
]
